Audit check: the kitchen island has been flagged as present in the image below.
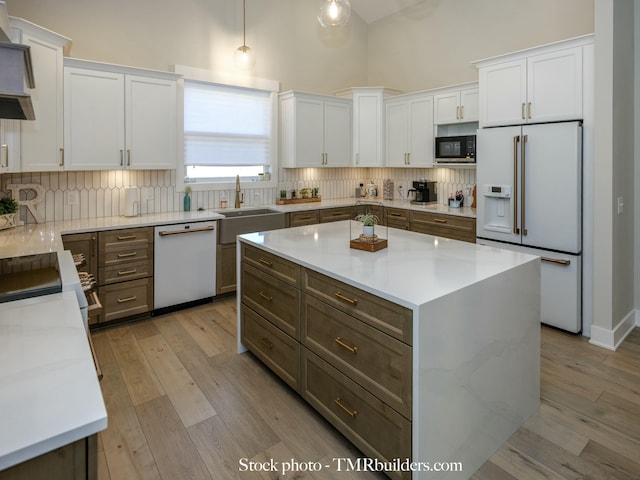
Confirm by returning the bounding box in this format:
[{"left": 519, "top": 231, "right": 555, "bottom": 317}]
[{"left": 237, "top": 221, "right": 540, "bottom": 480}]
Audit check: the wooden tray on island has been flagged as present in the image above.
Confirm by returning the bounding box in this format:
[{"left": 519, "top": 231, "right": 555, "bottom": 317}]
[
  {"left": 350, "top": 234, "right": 388, "bottom": 252},
  {"left": 276, "top": 196, "right": 321, "bottom": 205}
]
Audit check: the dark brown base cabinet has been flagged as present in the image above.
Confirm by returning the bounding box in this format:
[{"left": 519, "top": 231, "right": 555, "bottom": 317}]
[
  {"left": 0, "top": 435, "right": 97, "bottom": 480},
  {"left": 240, "top": 242, "right": 413, "bottom": 480}
]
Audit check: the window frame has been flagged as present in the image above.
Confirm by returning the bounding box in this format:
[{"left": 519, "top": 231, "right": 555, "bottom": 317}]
[{"left": 174, "top": 65, "right": 280, "bottom": 193}]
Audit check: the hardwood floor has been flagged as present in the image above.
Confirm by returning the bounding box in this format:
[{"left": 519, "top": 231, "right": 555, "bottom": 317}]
[{"left": 91, "top": 297, "right": 640, "bottom": 479}]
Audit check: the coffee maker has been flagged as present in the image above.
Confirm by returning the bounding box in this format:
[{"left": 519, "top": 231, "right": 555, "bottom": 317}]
[{"left": 408, "top": 180, "right": 437, "bottom": 204}]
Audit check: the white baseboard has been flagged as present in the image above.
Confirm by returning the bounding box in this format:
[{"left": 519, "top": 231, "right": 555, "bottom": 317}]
[{"left": 588, "top": 309, "right": 637, "bottom": 350}]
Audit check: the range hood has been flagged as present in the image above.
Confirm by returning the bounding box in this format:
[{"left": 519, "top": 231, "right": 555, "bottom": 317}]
[
  {"left": 0, "top": 42, "right": 35, "bottom": 120},
  {"left": 0, "top": 1, "right": 35, "bottom": 120}
]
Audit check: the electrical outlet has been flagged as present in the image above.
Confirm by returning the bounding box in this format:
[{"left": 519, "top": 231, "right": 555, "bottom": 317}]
[
  {"left": 617, "top": 196, "right": 624, "bottom": 214},
  {"left": 67, "top": 191, "right": 79, "bottom": 206}
]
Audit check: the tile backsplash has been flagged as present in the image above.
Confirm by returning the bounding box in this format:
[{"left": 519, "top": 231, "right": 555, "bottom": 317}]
[{"left": 2, "top": 167, "right": 475, "bottom": 224}]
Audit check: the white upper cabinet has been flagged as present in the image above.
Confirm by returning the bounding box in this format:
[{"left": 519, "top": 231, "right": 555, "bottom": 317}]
[
  {"left": 10, "top": 18, "right": 70, "bottom": 172},
  {"left": 385, "top": 93, "right": 434, "bottom": 168},
  {"left": 64, "top": 59, "right": 178, "bottom": 171},
  {"left": 0, "top": 120, "right": 20, "bottom": 173},
  {"left": 476, "top": 36, "right": 592, "bottom": 127},
  {"left": 341, "top": 87, "right": 402, "bottom": 167},
  {"left": 433, "top": 86, "right": 478, "bottom": 125},
  {"left": 280, "top": 91, "right": 351, "bottom": 168}
]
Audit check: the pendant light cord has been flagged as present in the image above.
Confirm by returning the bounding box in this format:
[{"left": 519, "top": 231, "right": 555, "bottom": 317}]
[{"left": 242, "top": 0, "right": 246, "bottom": 48}]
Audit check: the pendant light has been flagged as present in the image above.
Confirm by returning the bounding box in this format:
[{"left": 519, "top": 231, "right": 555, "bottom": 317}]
[
  {"left": 317, "top": 0, "right": 351, "bottom": 28},
  {"left": 234, "top": 0, "right": 255, "bottom": 68}
]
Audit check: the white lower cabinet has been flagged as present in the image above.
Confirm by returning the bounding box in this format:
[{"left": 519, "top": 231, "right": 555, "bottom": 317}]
[{"left": 64, "top": 59, "right": 178, "bottom": 171}]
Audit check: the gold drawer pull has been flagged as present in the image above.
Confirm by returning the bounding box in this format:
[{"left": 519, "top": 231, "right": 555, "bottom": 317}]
[
  {"left": 335, "top": 291, "right": 358, "bottom": 306},
  {"left": 117, "top": 252, "right": 137, "bottom": 258},
  {"left": 259, "top": 336, "right": 273, "bottom": 350},
  {"left": 434, "top": 218, "right": 447, "bottom": 224},
  {"left": 335, "top": 337, "right": 357, "bottom": 354},
  {"left": 259, "top": 291, "right": 273, "bottom": 302},
  {"left": 117, "top": 295, "right": 137, "bottom": 304},
  {"left": 334, "top": 397, "right": 357, "bottom": 418},
  {"left": 117, "top": 235, "right": 137, "bottom": 240},
  {"left": 118, "top": 268, "right": 137, "bottom": 276},
  {"left": 258, "top": 258, "right": 273, "bottom": 268},
  {"left": 390, "top": 213, "right": 403, "bottom": 217}
]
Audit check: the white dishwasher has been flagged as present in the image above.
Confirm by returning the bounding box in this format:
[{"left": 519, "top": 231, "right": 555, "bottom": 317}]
[{"left": 154, "top": 221, "right": 217, "bottom": 310}]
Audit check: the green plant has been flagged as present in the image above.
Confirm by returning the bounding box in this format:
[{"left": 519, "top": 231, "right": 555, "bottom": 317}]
[
  {"left": 185, "top": 185, "right": 192, "bottom": 195},
  {"left": 312, "top": 187, "right": 319, "bottom": 197},
  {"left": 0, "top": 196, "right": 18, "bottom": 215},
  {"left": 355, "top": 212, "right": 379, "bottom": 226},
  {"left": 299, "top": 188, "right": 310, "bottom": 198},
  {"left": 280, "top": 189, "right": 287, "bottom": 198}
]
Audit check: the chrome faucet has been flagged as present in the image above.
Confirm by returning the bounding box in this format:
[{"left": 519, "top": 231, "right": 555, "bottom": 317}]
[{"left": 234, "top": 175, "right": 243, "bottom": 208}]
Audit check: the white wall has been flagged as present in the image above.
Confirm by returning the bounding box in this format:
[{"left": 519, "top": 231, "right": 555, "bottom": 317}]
[
  {"left": 591, "top": 0, "right": 636, "bottom": 348},
  {"left": 366, "top": 0, "right": 594, "bottom": 91},
  {"left": 4, "top": 0, "right": 369, "bottom": 94}
]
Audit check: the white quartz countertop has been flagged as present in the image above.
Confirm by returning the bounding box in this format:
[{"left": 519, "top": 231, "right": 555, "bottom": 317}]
[
  {"left": 239, "top": 221, "right": 537, "bottom": 309},
  {"left": 0, "top": 291, "right": 107, "bottom": 469},
  {"left": 0, "top": 198, "right": 474, "bottom": 259}
]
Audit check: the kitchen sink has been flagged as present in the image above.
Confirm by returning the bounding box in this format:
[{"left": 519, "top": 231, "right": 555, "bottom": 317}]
[{"left": 218, "top": 208, "right": 286, "bottom": 244}]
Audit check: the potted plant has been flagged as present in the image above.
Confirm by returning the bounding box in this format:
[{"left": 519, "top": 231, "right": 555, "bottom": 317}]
[
  {"left": 0, "top": 196, "right": 18, "bottom": 230},
  {"left": 280, "top": 189, "right": 287, "bottom": 199},
  {"left": 312, "top": 187, "right": 319, "bottom": 198},
  {"left": 300, "top": 188, "right": 310, "bottom": 199},
  {"left": 355, "top": 212, "right": 379, "bottom": 237}
]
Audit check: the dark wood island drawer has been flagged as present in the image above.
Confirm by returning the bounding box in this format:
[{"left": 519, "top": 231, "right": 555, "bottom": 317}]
[
  {"left": 241, "top": 306, "right": 300, "bottom": 391},
  {"left": 303, "top": 268, "right": 412, "bottom": 345},
  {"left": 241, "top": 262, "right": 300, "bottom": 339},
  {"left": 301, "top": 349, "right": 411, "bottom": 479},
  {"left": 241, "top": 243, "right": 300, "bottom": 286},
  {"left": 302, "top": 293, "right": 412, "bottom": 419}
]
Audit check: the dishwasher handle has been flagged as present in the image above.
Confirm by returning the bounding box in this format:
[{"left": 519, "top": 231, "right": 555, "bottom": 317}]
[{"left": 158, "top": 225, "right": 215, "bottom": 237}]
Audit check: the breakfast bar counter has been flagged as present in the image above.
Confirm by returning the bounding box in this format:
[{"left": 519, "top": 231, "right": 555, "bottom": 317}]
[{"left": 237, "top": 221, "right": 540, "bottom": 479}]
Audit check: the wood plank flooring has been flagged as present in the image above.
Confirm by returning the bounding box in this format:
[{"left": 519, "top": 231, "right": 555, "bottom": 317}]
[{"left": 91, "top": 297, "right": 640, "bottom": 480}]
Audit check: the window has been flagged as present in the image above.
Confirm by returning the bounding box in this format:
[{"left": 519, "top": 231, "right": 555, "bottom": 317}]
[{"left": 183, "top": 80, "right": 275, "bottom": 184}]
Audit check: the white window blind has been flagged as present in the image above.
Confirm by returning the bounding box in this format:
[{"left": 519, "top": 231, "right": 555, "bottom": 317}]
[{"left": 184, "top": 81, "right": 272, "bottom": 167}]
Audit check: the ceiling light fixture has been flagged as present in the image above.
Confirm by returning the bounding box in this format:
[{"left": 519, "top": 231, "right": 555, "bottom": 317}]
[
  {"left": 317, "top": 0, "right": 351, "bottom": 28},
  {"left": 234, "top": 0, "right": 255, "bottom": 68}
]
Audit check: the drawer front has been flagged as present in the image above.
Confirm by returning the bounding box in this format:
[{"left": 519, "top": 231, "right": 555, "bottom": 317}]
[
  {"left": 319, "top": 207, "right": 352, "bottom": 223},
  {"left": 241, "top": 306, "right": 300, "bottom": 391},
  {"left": 410, "top": 211, "right": 476, "bottom": 242},
  {"left": 302, "top": 294, "right": 412, "bottom": 419},
  {"left": 99, "top": 278, "right": 152, "bottom": 323},
  {"left": 386, "top": 208, "right": 409, "bottom": 230},
  {"left": 241, "top": 243, "right": 300, "bottom": 286},
  {"left": 100, "top": 259, "right": 153, "bottom": 285},
  {"left": 303, "top": 268, "right": 412, "bottom": 345},
  {"left": 241, "top": 263, "right": 300, "bottom": 339},
  {"left": 301, "top": 349, "right": 411, "bottom": 478},
  {"left": 288, "top": 210, "right": 319, "bottom": 227},
  {"left": 99, "top": 244, "right": 153, "bottom": 268},
  {"left": 99, "top": 227, "right": 153, "bottom": 250}
]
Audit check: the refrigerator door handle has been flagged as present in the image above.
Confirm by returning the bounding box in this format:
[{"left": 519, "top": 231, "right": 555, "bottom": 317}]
[
  {"left": 541, "top": 257, "right": 571, "bottom": 266},
  {"left": 513, "top": 135, "right": 520, "bottom": 235},
  {"left": 521, "top": 134, "right": 528, "bottom": 236}
]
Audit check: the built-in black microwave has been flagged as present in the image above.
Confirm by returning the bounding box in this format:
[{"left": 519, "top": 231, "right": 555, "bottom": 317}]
[{"left": 435, "top": 135, "right": 476, "bottom": 163}]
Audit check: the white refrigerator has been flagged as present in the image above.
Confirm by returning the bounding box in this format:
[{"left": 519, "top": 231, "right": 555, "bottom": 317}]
[{"left": 476, "top": 121, "right": 582, "bottom": 332}]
